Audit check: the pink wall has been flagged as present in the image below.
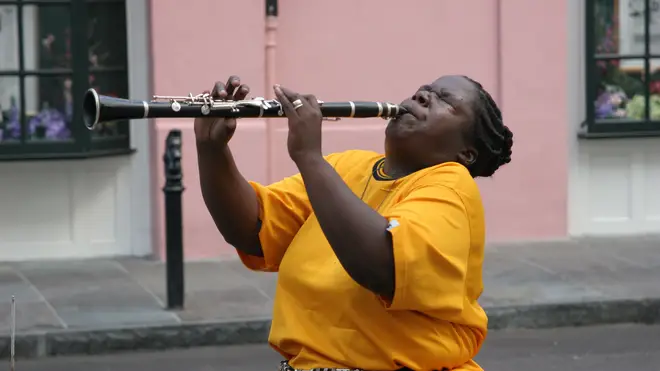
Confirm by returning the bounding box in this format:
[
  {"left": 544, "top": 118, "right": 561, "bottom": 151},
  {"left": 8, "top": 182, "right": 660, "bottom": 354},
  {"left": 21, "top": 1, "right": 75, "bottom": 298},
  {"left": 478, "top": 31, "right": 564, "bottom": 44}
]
[
  {"left": 149, "top": 0, "right": 267, "bottom": 260},
  {"left": 148, "top": 0, "right": 569, "bottom": 260},
  {"left": 478, "top": 0, "right": 569, "bottom": 241}
]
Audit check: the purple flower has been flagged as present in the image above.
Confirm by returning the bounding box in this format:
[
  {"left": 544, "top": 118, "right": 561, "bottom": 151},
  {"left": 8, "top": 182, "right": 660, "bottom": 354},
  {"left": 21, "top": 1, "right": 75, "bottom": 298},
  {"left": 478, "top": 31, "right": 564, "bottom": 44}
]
[
  {"left": 28, "top": 108, "right": 71, "bottom": 140},
  {"left": 2, "top": 99, "right": 75, "bottom": 142},
  {"left": 3, "top": 99, "right": 21, "bottom": 141},
  {"left": 595, "top": 88, "right": 628, "bottom": 119}
]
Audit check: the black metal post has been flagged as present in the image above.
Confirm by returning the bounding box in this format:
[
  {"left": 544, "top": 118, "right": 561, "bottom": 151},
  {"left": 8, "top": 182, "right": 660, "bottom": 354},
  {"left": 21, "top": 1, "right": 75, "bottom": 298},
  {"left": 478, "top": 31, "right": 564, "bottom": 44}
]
[
  {"left": 266, "top": 0, "right": 278, "bottom": 16},
  {"left": 163, "top": 129, "right": 185, "bottom": 309}
]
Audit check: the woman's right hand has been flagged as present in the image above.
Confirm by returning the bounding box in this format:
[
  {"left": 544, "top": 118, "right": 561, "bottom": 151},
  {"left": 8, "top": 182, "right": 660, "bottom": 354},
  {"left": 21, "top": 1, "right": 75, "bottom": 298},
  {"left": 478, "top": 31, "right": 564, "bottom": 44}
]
[{"left": 194, "top": 75, "right": 250, "bottom": 150}]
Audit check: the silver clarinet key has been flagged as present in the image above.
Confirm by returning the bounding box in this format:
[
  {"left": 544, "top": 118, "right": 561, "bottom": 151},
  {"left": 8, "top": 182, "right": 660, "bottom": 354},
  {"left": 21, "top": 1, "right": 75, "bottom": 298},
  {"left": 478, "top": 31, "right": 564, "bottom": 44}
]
[{"left": 171, "top": 101, "right": 181, "bottom": 112}]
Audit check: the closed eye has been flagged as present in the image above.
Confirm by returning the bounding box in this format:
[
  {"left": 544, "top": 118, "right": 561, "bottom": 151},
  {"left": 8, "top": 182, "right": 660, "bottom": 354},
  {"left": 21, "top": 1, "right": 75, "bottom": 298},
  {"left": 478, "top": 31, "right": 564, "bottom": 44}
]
[
  {"left": 419, "top": 85, "right": 449, "bottom": 102},
  {"left": 434, "top": 90, "right": 456, "bottom": 109},
  {"left": 437, "top": 91, "right": 466, "bottom": 114},
  {"left": 418, "top": 85, "right": 461, "bottom": 114}
]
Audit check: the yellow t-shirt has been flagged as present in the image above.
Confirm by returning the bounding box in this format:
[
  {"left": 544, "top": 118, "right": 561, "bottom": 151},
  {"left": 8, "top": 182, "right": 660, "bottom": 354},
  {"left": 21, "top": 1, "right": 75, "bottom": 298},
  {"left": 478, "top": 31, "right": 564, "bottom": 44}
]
[{"left": 238, "top": 149, "right": 488, "bottom": 371}]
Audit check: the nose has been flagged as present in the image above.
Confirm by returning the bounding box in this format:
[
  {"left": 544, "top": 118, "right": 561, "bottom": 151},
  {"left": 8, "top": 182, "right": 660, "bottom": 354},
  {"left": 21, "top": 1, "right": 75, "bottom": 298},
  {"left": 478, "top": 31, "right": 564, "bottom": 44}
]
[{"left": 412, "top": 90, "right": 431, "bottom": 107}]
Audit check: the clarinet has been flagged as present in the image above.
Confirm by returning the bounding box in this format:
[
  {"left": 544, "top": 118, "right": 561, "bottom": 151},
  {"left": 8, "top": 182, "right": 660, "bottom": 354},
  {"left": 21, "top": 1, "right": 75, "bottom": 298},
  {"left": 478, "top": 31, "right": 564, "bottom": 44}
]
[{"left": 83, "top": 88, "right": 406, "bottom": 130}]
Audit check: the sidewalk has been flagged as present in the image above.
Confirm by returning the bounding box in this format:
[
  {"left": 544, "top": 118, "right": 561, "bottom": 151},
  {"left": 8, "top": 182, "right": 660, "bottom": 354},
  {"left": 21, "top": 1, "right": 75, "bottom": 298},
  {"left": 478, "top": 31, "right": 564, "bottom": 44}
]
[{"left": 1, "top": 235, "right": 659, "bottom": 359}]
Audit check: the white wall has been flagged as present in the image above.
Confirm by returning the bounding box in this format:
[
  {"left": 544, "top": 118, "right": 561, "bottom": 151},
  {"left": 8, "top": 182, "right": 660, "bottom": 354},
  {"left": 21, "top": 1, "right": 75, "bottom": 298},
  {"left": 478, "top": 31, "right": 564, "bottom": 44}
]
[
  {"left": 126, "top": 0, "right": 153, "bottom": 258},
  {"left": 568, "top": 0, "right": 660, "bottom": 236},
  {"left": 0, "top": 0, "right": 153, "bottom": 261}
]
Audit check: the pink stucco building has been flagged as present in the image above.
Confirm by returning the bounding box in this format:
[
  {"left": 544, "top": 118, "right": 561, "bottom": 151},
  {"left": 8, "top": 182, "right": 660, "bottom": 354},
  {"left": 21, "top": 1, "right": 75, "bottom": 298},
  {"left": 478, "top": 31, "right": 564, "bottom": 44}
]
[{"left": 0, "top": 0, "right": 658, "bottom": 261}]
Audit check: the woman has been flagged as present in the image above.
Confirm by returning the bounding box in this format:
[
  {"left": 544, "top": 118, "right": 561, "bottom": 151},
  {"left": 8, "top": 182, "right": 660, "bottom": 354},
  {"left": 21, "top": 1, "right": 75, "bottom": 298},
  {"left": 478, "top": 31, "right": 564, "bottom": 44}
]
[{"left": 195, "top": 75, "right": 513, "bottom": 371}]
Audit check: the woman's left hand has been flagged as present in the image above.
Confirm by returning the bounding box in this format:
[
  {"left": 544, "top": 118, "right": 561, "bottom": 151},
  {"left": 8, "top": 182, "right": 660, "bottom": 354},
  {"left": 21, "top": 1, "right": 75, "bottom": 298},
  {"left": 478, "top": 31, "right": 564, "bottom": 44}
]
[{"left": 273, "top": 85, "right": 323, "bottom": 164}]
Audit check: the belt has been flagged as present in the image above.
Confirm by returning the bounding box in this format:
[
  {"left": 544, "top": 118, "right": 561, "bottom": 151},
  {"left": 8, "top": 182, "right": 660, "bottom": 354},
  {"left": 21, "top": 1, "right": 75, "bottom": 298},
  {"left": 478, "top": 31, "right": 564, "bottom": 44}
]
[
  {"left": 279, "top": 360, "right": 448, "bottom": 371},
  {"left": 279, "top": 360, "right": 360, "bottom": 371}
]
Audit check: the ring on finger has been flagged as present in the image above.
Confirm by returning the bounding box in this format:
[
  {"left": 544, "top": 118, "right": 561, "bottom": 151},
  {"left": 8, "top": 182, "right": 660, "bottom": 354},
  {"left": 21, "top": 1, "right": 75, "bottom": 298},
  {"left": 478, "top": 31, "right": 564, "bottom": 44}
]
[{"left": 292, "top": 99, "right": 303, "bottom": 110}]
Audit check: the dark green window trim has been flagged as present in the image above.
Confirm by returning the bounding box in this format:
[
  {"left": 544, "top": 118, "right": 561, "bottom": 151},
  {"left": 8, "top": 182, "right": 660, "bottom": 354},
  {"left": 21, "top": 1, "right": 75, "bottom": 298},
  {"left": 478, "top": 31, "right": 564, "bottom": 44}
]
[
  {"left": 582, "top": 0, "right": 660, "bottom": 139},
  {"left": 0, "top": 0, "right": 131, "bottom": 160}
]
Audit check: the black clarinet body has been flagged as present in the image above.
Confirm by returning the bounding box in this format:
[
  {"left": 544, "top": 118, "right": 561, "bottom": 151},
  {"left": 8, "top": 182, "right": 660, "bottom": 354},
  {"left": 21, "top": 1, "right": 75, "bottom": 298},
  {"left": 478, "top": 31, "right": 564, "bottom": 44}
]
[{"left": 83, "top": 88, "right": 405, "bottom": 130}]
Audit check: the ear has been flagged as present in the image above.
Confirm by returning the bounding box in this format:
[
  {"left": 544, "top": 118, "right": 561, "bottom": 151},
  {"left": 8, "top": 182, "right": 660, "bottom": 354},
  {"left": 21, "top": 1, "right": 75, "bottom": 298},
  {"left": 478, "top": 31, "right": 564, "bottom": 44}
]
[{"left": 457, "top": 147, "right": 478, "bottom": 166}]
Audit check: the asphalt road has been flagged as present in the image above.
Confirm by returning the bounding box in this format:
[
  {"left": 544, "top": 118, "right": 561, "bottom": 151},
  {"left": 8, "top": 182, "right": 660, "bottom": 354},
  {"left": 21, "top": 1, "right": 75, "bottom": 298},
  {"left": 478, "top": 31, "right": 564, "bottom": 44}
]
[{"left": 12, "top": 324, "right": 660, "bottom": 371}]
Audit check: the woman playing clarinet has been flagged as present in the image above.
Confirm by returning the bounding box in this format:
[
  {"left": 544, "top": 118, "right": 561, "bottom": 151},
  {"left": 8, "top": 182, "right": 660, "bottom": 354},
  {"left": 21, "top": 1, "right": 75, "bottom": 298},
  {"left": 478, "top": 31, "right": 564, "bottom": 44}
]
[{"left": 195, "top": 74, "right": 514, "bottom": 371}]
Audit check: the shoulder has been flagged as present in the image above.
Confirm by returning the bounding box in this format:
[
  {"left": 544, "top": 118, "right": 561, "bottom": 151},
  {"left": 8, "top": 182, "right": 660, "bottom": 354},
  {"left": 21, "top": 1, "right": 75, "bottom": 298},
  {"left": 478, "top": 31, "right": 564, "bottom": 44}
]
[
  {"left": 408, "top": 162, "right": 483, "bottom": 209},
  {"left": 402, "top": 163, "right": 486, "bottom": 248}
]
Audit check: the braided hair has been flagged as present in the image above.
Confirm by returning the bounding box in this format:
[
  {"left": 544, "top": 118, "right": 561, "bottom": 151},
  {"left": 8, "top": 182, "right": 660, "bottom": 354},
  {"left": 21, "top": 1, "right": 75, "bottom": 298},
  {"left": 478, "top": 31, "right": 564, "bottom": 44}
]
[{"left": 462, "top": 76, "right": 513, "bottom": 178}]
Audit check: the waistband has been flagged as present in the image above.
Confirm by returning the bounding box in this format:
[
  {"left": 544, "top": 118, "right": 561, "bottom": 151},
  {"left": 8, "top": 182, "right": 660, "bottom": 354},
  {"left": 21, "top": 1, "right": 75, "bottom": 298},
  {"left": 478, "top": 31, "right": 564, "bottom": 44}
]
[
  {"left": 278, "top": 360, "right": 448, "bottom": 371},
  {"left": 279, "top": 361, "right": 360, "bottom": 371}
]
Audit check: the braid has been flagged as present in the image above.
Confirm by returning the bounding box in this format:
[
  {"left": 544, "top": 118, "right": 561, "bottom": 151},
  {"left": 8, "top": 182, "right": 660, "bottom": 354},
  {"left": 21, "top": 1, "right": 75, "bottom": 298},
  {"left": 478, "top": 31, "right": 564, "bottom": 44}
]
[{"left": 462, "top": 76, "right": 513, "bottom": 177}]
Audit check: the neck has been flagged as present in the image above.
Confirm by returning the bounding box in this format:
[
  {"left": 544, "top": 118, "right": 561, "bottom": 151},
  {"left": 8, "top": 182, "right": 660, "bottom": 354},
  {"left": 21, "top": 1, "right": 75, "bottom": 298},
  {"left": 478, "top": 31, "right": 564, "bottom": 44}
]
[{"left": 383, "top": 157, "right": 417, "bottom": 179}]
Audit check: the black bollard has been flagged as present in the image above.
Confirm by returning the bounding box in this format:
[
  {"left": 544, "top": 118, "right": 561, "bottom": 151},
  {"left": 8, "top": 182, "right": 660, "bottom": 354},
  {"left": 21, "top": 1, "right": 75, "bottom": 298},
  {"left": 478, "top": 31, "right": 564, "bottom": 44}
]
[
  {"left": 163, "top": 129, "right": 185, "bottom": 309},
  {"left": 266, "top": 0, "right": 278, "bottom": 16}
]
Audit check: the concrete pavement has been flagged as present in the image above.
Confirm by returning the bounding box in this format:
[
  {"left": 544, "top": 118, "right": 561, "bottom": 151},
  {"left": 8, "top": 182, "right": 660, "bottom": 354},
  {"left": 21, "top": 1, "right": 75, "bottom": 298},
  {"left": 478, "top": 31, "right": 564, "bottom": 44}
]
[
  {"left": 12, "top": 324, "right": 660, "bottom": 371},
  {"left": 0, "top": 234, "right": 659, "bottom": 359}
]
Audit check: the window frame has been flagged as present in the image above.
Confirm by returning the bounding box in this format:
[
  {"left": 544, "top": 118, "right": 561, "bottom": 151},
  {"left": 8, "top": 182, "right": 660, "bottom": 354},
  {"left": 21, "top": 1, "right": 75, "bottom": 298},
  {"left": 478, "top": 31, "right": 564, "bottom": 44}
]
[
  {"left": 582, "top": 0, "right": 660, "bottom": 138},
  {"left": 0, "top": 0, "right": 132, "bottom": 161}
]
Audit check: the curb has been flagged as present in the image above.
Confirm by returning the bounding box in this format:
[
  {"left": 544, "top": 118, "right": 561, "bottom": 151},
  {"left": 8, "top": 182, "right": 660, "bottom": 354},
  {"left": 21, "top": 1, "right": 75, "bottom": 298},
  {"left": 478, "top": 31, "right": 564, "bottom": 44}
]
[{"left": 1, "top": 298, "right": 659, "bottom": 360}]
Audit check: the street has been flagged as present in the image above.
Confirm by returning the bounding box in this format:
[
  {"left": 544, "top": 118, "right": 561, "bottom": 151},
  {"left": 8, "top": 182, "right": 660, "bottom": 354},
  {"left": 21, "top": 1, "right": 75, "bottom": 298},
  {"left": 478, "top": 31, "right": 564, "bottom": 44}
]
[{"left": 10, "top": 324, "right": 660, "bottom": 371}]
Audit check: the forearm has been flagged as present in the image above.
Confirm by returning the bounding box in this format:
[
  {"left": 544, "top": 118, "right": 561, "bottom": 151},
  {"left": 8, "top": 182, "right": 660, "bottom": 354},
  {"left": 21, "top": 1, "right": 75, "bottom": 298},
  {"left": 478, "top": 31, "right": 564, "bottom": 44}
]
[
  {"left": 296, "top": 155, "right": 395, "bottom": 299},
  {"left": 197, "top": 145, "right": 263, "bottom": 256}
]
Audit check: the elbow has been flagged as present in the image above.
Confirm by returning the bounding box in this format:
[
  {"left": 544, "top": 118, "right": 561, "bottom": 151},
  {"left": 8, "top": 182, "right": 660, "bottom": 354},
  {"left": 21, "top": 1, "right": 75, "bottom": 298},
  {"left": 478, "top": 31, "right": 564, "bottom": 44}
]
[
  {"left": 352, "top": 275, "right": 394, "bottom": 301},
  {"left": 365, "top": 281, "right": 394, "bottom": 302},
  {"left": 368, "top": 271, "right": 395, "bottom": 300},
  {"left": 224, "top": 234, "right": 264, "bottom": 257}
]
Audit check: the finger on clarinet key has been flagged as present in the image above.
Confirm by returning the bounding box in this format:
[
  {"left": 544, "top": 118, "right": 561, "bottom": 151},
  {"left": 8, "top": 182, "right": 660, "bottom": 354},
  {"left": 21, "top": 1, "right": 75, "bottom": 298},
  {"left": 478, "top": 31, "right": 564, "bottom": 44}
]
[
  {"left": 234, "top": 84, "right": 250, "bottom": 100},
  {"left": 274, "top": 85, "right": 296, "bottom": 116},
  {"left": 211, "top": 81, "right": 227, "bottom": 99},
  {"left": 303, "top": 94, "right": 320, "bottom": 109},
  {"left": 225, "top": 75, "right": 241, "bottom": 98},
  {"left": 279, "top": 86, "right": 300, "bottom": 102}
]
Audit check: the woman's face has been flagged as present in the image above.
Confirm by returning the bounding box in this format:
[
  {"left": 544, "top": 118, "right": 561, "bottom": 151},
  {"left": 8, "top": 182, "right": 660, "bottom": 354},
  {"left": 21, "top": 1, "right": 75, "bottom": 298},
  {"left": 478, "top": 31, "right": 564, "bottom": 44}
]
[{"left": 385, "top": 75, "right": 480, "bottom": 170}]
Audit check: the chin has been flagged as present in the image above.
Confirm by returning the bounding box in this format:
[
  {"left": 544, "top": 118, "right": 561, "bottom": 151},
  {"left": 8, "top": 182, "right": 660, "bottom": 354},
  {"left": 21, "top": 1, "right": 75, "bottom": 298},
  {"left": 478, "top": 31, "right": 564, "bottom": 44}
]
[
  {"left": 386, "top": 115, "right": 417, "bottom": 138},
  {"left": 385, "top": 120, "right": 399, "bottom": 139}
]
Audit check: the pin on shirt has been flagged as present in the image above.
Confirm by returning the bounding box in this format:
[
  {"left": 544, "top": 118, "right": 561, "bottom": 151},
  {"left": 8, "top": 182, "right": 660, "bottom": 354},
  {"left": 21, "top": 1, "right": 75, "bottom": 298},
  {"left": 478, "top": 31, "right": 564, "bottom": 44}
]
[{"left": 386, "top": 219, "right": 400, "bottom": 231}]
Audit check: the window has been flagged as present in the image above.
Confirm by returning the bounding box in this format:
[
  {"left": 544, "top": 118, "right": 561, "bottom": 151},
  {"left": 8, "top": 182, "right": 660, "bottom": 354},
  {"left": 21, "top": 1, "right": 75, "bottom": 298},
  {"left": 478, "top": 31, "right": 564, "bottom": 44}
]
[
  {"left": 0, "top": 0, "right": 130, "bottom": 160},
  {"left": 584, "top": 0, "right": 660, "bottom": 137}
]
